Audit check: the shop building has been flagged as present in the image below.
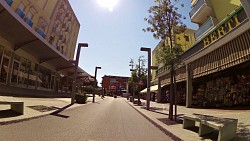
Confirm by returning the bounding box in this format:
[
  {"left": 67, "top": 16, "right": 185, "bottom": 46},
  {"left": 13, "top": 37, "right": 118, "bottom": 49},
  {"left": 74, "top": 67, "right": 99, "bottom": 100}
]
[
  {"left": 156, "top": 0, "right": 250, "bottom": 108},
  {"left": 0, "top": 0, "right": 93, "bottom": 97},
  {"left": 102, "top": 75, "right": 129, "bottom": 96}
]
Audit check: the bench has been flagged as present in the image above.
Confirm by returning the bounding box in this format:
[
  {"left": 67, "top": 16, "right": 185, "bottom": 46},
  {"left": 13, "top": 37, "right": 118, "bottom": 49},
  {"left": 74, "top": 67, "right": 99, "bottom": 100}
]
[
  {"left": 183, "top": 114, "right": 238, "bottom": 141},
  {"left": 0, "top": 101, "right": 24, "bottom": 114}
]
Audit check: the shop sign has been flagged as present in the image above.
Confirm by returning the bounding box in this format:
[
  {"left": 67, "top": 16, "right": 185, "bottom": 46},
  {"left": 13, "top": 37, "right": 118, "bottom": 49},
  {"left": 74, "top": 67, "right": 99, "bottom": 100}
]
[
  {"left": 203, "top": 15, "right": 241, "bottom": 47},
  {"left": 110, "top": 85, "right": 116, "bottom": 90}
]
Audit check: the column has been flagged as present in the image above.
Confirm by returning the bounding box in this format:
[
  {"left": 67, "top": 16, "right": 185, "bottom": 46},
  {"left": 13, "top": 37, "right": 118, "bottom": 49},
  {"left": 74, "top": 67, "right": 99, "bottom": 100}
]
[
  {"left": 186, "top": 64, "right": 193, "bottom": 108},
  {"left": 157, "top": 76, "right": 162, "bottom": 103},
  {"left": 6, "top": 52, "right": 14, "bottom": 86}
]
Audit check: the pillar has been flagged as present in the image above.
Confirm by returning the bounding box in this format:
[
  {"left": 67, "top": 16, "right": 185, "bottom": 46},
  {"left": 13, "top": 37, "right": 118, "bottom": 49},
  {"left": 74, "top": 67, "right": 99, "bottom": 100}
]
[
  {"left": 157, "top": 77, "right": 162, "bottom": 103},
  {"left": 186, "top": 64, "right": 193, "bottom": 108}
]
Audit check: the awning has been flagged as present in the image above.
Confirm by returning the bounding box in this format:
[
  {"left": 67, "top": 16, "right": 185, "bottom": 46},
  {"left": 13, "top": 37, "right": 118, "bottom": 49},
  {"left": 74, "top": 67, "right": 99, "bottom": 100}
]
[{"left": 140, "top": 85, "right": 159, "bottom": 93}]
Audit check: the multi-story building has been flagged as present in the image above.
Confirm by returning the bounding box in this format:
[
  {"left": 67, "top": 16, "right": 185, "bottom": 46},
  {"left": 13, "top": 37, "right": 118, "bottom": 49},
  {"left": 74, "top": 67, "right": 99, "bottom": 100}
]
[
  {"left": 0, "top": 0, "right": 92, "bottom": 97},
  {"left": 102, "top": 75, "right": 129, "bottom": 96},
  {"left": 156, "top": 0, "right": 250, "bottom": 108},
  {"left": 152, "top": 28, "right": 196, "bottom": 84}
]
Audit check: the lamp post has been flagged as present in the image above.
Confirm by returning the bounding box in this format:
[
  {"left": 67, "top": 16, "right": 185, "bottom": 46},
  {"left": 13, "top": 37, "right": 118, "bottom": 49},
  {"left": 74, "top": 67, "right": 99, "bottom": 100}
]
[
  {"left": 140, "top": 47, "right": 151, "bottom": 110},
  {"left": 93, "top": 66, "right": 101, "bottom": 103},
  {"left": 71, "top": 43, "right": 88, "bottom": 104}
]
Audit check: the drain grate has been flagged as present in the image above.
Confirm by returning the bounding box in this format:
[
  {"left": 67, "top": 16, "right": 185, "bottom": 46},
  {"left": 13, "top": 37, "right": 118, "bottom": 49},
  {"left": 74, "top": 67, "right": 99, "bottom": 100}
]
[{"left": 27, "top": 105, "right": 58, "bottom": 112}]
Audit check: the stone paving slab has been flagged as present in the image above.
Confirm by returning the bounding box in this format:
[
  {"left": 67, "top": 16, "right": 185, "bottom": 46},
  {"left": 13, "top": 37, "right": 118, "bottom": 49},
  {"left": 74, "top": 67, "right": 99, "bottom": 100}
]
[{"left": 126, "top": 99, "right": 250, "bottom": 141}]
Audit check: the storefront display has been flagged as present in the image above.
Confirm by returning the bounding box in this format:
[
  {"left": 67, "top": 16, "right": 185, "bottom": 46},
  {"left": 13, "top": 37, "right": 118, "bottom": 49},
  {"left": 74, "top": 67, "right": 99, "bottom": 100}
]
[{"left": 192, "top": 73, "right": 250, "bottom": 108}]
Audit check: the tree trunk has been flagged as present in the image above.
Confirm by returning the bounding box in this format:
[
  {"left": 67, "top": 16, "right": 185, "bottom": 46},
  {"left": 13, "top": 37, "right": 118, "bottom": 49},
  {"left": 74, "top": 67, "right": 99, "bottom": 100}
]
[
  {"left": 174, "top": 72, "right": 177, "bottom": 121},
  {"left": 169, "top": 61, "right": 174, "bottom": 120}
]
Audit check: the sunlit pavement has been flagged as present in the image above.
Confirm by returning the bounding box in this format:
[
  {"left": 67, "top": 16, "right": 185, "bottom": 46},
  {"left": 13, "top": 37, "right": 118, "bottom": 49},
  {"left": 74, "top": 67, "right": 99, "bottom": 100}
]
[
  {"left": 127, "top": 98, "right": 250, "bottom": 141},
  {"left": 0, "top": 97, "right": 173, "bottom": 141},
  {"left": 0, "top": 95, "right": 104, "bottom": 124}
]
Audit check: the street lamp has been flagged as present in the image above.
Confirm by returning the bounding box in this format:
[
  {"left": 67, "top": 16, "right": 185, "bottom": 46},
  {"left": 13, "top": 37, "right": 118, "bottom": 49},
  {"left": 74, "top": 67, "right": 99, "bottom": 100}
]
[
  {"left": 71, "top": 43, "right": 88, "bottom": 104},
  {"left": 93, "top": 66, "right": 101, "bottom": 103},
  {"left": 140, "top": 47, "right": 151, "bottom": 110}
]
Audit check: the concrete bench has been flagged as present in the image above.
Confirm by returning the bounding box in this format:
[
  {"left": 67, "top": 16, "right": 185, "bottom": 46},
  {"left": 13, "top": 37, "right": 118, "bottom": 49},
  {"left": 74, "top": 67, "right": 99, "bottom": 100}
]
[
  {"left": 183, "top": 114, "right": 238, "bottom": 141},
  {"left": 0, "top": 101, "right": 24, "bottom": 114}
]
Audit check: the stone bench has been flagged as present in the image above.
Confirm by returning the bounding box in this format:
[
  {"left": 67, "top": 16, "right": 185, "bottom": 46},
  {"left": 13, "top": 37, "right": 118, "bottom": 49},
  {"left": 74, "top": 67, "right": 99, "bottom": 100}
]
[
  {"left": 0, "top": 101, "right": 24, "bottom": 114},
  {"left": 183, "top": 114, "right": 238, "bottom": 141}
]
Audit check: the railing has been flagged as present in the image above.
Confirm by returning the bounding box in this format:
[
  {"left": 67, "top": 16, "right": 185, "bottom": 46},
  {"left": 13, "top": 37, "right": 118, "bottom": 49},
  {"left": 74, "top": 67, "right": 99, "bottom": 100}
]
[
  {"left": 189, "top": 0, "right": 206, "bottom": 18},
  {"left": 194, "top": 17, "right": 214, "bottom": 39},
  {"left": 36, "top": 28, "right": 46, "bottom": 38},
  {"left": 5, "top": 0, "right": 13, "bottom": 6},
  {"left": 25, "top": 17, "right": 33, "bottom": 27},
  {"left": 17, "top": 8, "right": 25, "bottom": 19}
]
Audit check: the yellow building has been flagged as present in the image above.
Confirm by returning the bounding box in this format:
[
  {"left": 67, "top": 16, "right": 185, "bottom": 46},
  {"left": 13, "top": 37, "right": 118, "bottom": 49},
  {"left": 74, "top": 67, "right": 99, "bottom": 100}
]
[
  {"left": 0, "top": 0, "right": 92, "bottom": 97},
  {"left": 190, "top": 0, "right": 241, "bottom": 40},
  {"left": 152, "top": 28, "right": 195, "bottom": 82},
  {"left": 156, "top": 0, "right": 250, "bottom": 108}
]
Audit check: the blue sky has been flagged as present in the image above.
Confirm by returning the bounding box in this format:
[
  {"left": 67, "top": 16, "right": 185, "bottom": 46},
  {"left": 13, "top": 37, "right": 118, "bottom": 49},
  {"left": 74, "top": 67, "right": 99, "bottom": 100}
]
[{"left": 68, "top": 0, "right": 198, "bottom": 86}]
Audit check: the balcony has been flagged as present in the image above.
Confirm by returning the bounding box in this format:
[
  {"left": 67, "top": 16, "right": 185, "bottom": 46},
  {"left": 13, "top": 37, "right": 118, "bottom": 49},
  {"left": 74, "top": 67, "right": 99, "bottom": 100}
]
[
  {"left": 16, "top": 8, "right": 25, "bottom": 19},
  {"left": 25, "top": 17, "right": 33, "bottom": 27},
  {"left": 189, "top": 0, "right": 213, "bottom": 24},
  {"left": 194, "top": 17, "right": 217, "bottom": 40},
  {"left": 5, "top": 0, "right": 13, "bottom": 6},
  {"left": 36, "top": 28, "right": 46, "bottom": 38}
]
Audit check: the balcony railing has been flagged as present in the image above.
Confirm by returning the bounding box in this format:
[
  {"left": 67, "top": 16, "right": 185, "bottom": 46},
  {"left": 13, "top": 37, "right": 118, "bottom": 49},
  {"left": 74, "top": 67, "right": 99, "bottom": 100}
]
[
  {"left": 5, "top": 0, "right": 13, "bottom": 6},
  {"left": 36, "top": 28, "right": 46, "bottom": 38},
  {"left": 190, "top": 0, "right": 206, "bottom": 18},
  {"left": 17, "top": 8, "right": 25, "bottom": 19},
  {"left": 194, "top": 17, "right": 214, "bottom": 39},
  {"left": 25, "top": 17, "right": 33, "bottom": 27}
]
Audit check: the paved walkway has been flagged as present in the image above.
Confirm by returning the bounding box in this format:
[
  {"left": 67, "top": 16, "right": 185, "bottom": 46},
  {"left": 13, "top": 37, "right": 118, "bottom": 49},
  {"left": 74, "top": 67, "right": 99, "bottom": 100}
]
[
  {"left": 0, "top": 95, "right": 104, "bottom": 124},
  {"left": 126, "top": 99, "right": 250, "bottom": 141},
  {"left": 1, "top": 96, "right": 250, "bottom": 140}
]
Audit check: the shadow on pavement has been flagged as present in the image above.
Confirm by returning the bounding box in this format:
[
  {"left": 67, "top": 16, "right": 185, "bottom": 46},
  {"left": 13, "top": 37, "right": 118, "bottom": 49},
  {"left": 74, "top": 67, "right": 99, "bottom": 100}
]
[
  {"left": 50, "top": 103, "right": 73, "bottom": 118},
  {"left": 140, "top": 106, "right": 169, "bottom": 116},
  {"left": 0, "top": 109, "right": 21, "bottom": 118},
  {"left": 157, "top": 118, "right": 183, "bottom": 126}
]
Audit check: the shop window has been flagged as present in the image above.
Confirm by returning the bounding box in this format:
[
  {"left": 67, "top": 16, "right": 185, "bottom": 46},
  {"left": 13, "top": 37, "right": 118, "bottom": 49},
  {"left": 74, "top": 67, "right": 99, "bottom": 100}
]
[
  {"left": 18, "top": 57, "right": 28, "bottom": 87},
  {"left": 0, "top": 57, "right": 10, "bottom": 84},
  {"left": 10, "top": 59, "right": 20, "bottom": 86},
  {"left": 38, "top": 66, "right": 51, "bottom": 89},
  {"left": 27, "top": 61, "right": 37, "bottom": 89}
]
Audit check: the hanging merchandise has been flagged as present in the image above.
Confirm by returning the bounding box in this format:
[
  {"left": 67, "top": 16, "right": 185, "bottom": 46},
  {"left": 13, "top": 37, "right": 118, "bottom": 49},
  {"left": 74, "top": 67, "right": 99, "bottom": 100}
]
[{"left": 192, "top": 73, "right": 250, "bottom": 108}]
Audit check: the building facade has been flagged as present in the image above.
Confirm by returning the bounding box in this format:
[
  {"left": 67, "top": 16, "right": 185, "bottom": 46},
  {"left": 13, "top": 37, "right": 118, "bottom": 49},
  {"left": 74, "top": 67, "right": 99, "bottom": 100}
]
[
  {"left": 156, "top": 0, "right": 250, "bottom": 108},
  {"left": 0, "top": 0, "right": 92, "bottom": 97},
  {"left": 102, "top": 75, "right": 129, "bottom": 96},
  {"left": 152, "top": 28, "right": 196, "bottom": 83}
]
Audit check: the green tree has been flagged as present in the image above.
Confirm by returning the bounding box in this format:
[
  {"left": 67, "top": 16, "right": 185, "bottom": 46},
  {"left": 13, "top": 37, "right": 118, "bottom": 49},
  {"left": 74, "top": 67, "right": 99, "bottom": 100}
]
[
  {"left": 129, "top": 56, "right": 147, "bottom": 105},
  {"left": 143, "top": 0, "right": 186, "bottom": 120}
]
